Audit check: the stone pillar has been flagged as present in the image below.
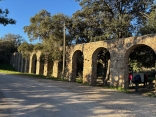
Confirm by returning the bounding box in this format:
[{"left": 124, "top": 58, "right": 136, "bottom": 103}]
[
  {"left": 66, "top": 60, "right": 72, "bottom": 81},
  {"left": 14, "top": 53, "right": 16, "bottom": 69},
  {"left": 25, "top": 58, "right": 29, "bottom": 73},
  {"left": 43, "top": 55, "right": 49, "bottom": 76},
  {"left": 17, "top": 54, "right": 22, "bottom": 72},
  {"left": 84, "top": 58, "right": 94, "bottom": 85},
  {"left": 83, "top": 50, "right": 93, "bottom": 85},
  {"left": 24, "top": 59, "right": 27, "bottom": 73},
  {"left": 36, "top": 52, "right": 41, "bottom": 75},
  {"left": 52, "top": 60, "right": 59, "bottom": 78},
  {"left": 29, "top": 54, "right": 33, "bottom": 73},
  {"left": 12, "top": 53, "right": 15, "bottom": 67},
  {"left": 109, "top": 51, "right": 125, "bottom": 88},
  {"left": 20, "top": 57, "right": 24, "bottom": 72},
  {"left": 14, "top": 53, "right": 18, "bottom": 71},
  {"left": 10, "top": 53, "right": 14, "bottom": 66}
]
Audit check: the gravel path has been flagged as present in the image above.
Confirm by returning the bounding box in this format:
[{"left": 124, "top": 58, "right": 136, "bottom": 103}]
[{"left": 0, "top": 73, "right": 156, "bottom": 117}]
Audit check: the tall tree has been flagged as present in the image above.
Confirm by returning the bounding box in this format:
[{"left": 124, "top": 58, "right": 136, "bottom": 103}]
[
  {"left": 24, "top": 10, "right": 71, "bottom": 60},
  {"left": 71, "top": 0, "right": 155, "bottom": 43},
  {"left": 0, "top": 0, "right": 16, "bottom": 25}
]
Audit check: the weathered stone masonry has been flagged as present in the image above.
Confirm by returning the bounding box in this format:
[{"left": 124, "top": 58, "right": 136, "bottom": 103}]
[
  {"left": 10, "top": 34, "right": 156, "bottom": 88},
  {"left": 66, "top": 34, "right": 156, "bottom": 88},
  {"left": 10, "top": 52, "right": 29, "bottom": 73}
]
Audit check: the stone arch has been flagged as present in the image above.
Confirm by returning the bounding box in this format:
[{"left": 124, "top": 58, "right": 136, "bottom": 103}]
[
  {"left": 124, "top": 44, "right": 156, "bottom": 88},
  {"left": 29, "top": 51, "right": 42, "bottom": 74},
  {"left": 71, "top": 50, "right": 84, "bottom": 82},
  {"left": 91, "top": 47, "right": 110, "bottom": 86}
]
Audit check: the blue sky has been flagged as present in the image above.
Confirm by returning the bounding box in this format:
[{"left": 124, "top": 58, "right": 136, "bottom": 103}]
[{"left": 0, "top": 0, "right": 81, "bottom": 43}]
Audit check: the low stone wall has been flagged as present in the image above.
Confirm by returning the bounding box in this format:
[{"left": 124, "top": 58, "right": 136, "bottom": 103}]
[{"left": 10, "top": 52, "right": 29, "bottom": 73}]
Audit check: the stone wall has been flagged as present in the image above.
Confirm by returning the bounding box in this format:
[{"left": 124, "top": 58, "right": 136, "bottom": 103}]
[
  {"left": 10, "top": 34, "right": 156, "bottom": 88},
  {"left": 10, "top": 52, "right": 29, "bottom": 73},
  {"left": 65, "top": 34, "right": 156, "bottom": 88}
]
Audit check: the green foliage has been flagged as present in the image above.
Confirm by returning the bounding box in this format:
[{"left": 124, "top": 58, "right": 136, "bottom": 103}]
[
  {"left": 0, "top": 1, "right": 16, "bottom": 25},
  {"left": 138, "top": 7, "right": 156, "bottom": 35},
  {"left": 97, "top": 49, "right": 110, "bottom": 79},
  {"left": 129, "top": 45, "right": 155, "bottom": 72},
  {"left": 18, "top": 42, "right": 34, "bottom": 59},
  {"left": 76, "top": 78, "right": 83, "bottom": 83},
  {"left": 71, "top": 0, "right": 155, "bottom": 43},
  {"left": 33, "top": 43, "right": 43, "bottom": 52},
  {"left": 0, "top": 34, "right": 24, "bottom": 61},
  {"left": 0, "top": 63, "right": 16, "bottom": 71},
  {"left": 128, "top": 60, "right": 143, "bottom": 72},
  {"left": 1, "top": 33, "right": 25, "bottom": 46},
  {"left": 24, "top": 10, "right": 72, "bottom": 61}
]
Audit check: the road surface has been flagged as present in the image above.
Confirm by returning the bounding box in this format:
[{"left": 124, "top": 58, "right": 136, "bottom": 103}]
[{"left": 0, "top": 73, "right": 156, "bottom": 117}]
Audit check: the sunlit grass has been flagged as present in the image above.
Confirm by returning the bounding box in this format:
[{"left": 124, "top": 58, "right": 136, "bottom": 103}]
[
  {"left": 0, "top": 69, "right": 20, "bottom": 74},
  {"left": 0, "top": 69, "right": 68, "bottom": 81},
  {"left": 0, "top": 63, "right": 67, "bottom": 81}
]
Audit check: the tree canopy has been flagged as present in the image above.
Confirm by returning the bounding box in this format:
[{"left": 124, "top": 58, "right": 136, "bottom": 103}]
[
  {"left": 0, "top": 34, "right": 24, "bottom": 61},
  {"left": 138, "top": 5, "right": 156, "bottom": 35},
  {"left": 0, "top": 0, "right": 16, "bottom": 26},
  {"left": 22, "top": 1, "right": 156, "bottom": 69},
  {"left": 71, "top": 0, "right": 155, "bottom": 43},
  {"left": 24, "top": 10, "right": 72, "bottom": 60},
  {"left": 18, "top": 42, "right": 34, "bottom": 59}
]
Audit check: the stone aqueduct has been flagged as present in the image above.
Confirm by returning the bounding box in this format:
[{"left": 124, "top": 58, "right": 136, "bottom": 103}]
[{"left": 10, "top": 34, "right": 156, "bottom": 88}]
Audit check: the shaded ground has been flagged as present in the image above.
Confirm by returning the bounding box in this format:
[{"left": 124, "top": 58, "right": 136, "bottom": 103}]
[{"left": 128, "top": 83, "right": 156, "bottom": 96}]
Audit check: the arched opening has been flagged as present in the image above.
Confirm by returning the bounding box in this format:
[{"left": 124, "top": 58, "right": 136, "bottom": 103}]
[
  {"left": 124, "top": 44, "right": 155, "bottom": 91},
  {"left": 39, "top": 53, "right": 45, "bottom": 75},
  {"left": 92, "top": 47, "right": 110, "bottom": 86},
  {"left": 72, "top": 50, "right": 84, "bottom": 82},
  {"left": 47, "top": 58, "right": 53, "bottom": 77},
  {"left": 31, "top": 54, "right": 37, "bottom": 74}
]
